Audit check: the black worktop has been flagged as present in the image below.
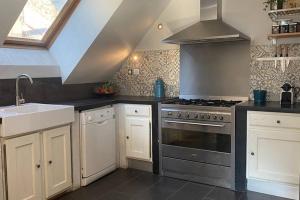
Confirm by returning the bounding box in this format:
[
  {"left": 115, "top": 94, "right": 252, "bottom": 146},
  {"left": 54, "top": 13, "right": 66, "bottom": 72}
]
[
  {"left": 59, "top": 95, "right": 171, "bottom": 111},
  {"left": 236, "top": 101, "right": 300, "bottom": 113}
]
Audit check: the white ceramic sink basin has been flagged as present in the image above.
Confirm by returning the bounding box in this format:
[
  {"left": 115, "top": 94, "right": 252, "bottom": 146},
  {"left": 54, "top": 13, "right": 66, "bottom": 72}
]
[{"left": 0, "top": 103, "right": 74, "bottom": 137}]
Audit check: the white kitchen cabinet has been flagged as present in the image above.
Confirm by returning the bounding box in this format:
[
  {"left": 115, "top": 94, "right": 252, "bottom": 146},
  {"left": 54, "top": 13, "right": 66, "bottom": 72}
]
[
  {"left": 247, "top": 128, "right": 300, "bottom": 184},
  {"left": 5, "top": 133, "right": 43, "bottom": 200},
  {"left": 4, "top": 125, "right": 72, "bottom": 200},
  {"left": 43, "top": 126, "right": 72, "bottom": 198},
  {"left": 126, "top": 117, "right": 151, "bottom": 160},
  {"left": 247, "top": 111, "right": 300, "bottom": 199},
  {"left": 124, "top": 105, "right": 152, "bottom": 162}
]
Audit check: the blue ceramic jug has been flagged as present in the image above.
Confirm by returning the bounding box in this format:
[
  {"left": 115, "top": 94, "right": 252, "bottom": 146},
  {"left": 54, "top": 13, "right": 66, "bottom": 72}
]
[{"left": 154, "top": 78, "right": 165, "bottom": 98}]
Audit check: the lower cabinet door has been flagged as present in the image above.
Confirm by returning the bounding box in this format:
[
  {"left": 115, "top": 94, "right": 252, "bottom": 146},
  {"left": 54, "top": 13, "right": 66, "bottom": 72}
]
[
  {"left": 43, "top": 126, "right": 72, "bottom": 198},
  {"left": 125, "top": 117, "right": 151, "bottom": 160},
  {"left": 6, "top": 133, "right": 42, "bottom": 200},
  {"left": 247, "top": 128, "right": 300, "bottom": 184}
]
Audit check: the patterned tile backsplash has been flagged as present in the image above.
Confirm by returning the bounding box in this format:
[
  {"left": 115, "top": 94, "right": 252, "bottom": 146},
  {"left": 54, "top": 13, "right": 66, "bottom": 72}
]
[
  {"left": 113, "top": 44, "right": 300, "bottom": 101},
  {"left": 250, "top": 44, "right": 300, "bottom": 101},
  {"left": 113, "top": 49, "right": 180, "bottom": 97}
]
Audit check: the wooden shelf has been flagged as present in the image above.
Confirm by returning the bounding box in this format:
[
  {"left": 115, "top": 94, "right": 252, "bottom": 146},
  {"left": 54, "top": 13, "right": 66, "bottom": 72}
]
[
  {"left": 268, "top": 32, "right": 300, "bottom": 40},
  {"left": 268, "top": 7, "right": 300, "bottom": 21}
]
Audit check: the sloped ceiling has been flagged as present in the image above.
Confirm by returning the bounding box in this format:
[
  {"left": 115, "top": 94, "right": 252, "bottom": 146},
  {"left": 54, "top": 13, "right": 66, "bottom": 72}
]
[
  {"left": 0, "top": 0, "right": 27, "bottom": 45},
  {"left": 51, "top": 0, "right": 171, "bottom": 84}
]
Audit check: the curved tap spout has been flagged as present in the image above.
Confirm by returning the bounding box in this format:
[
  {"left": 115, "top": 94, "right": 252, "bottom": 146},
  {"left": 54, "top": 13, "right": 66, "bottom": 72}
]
[{"left": 16, "top": 74, "right": 34, "bottom": 106}]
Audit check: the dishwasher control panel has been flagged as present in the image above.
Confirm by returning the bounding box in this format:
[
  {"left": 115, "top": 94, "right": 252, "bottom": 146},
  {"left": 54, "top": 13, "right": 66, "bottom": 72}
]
[{"left": 81, "top": 107, "right": 115, "bottom": 124}]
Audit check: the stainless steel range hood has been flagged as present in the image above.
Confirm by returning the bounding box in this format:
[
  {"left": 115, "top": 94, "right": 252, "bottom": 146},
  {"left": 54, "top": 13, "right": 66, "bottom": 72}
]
[{"left": 163, "top": 0, "right": 250, "bottom": 44}]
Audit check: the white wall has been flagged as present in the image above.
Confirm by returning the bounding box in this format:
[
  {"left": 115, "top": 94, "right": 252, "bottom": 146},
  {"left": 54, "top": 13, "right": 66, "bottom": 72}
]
[
  {"left": 0, "top": 0, "right": 27, "bottom": 45},
  {"left": 136, "top": 0, "right": 298, "bottom": 51},
  {"left": 136, "top": 0, "right": 200, "bottom": 50},
  {"left": 50, "top": 0, "right": 124, "bottom": 82},
  {"left": 65, "top": 0, "right": 171, "bottom": 84},
  {"left": 0, "top": 48, "right": 60, "bottom": 79}
]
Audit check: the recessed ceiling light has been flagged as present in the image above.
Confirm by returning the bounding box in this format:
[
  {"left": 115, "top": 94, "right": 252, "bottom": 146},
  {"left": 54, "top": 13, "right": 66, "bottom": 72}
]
[
  {"left": 133, "top": 55, "right": 139, "bottom": 61},
  {"left": 157, "top": 23, "right": 163, "bottom": 30}
]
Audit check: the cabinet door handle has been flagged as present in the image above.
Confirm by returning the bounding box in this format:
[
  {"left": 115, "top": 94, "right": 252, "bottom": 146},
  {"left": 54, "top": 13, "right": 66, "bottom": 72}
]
[
  {"left": 36, "top": 164, "right": 41, "bottom": 169},
  {"left": 135, "top": 110, "right": 138, "bottom": 113},
  {"left": 251, "top": 152, "right": 255, "bottom": 156},
  {"left": 49, "top": 160, "right": 53, "bottom": 164},
  {"left": 126, "top": 136, "right": 129, "bottom": 139},
  {"left": 276, "top": 120, "right": 281, "bottom": 124}
]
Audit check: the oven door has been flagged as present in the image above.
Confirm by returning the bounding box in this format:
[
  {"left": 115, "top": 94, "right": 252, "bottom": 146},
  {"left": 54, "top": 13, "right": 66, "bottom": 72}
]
[{"left": 161, "top": 119, "right": 231, "bottom": 166}]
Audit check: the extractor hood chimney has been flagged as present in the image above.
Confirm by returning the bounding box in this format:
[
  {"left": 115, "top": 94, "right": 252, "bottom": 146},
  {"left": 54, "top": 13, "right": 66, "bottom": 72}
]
[{"left": 163, "top": 0, "right": 250, "bottom": 44}]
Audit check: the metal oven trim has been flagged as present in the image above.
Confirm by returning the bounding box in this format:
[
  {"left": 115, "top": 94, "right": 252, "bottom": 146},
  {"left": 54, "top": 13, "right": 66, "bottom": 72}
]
[{"left": 162, "top": 144, "right": 231, "bottom": 166}]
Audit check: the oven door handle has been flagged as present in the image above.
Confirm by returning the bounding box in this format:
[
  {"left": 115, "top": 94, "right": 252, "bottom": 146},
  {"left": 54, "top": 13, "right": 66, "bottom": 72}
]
[{"left": 164, "top": 120, "right": 225, "bottom": 128}]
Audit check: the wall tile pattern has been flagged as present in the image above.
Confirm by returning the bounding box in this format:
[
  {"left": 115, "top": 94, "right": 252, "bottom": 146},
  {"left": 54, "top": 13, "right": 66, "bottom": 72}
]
[
  {"left": 113, "top": 49, "right": 180, "bottom": 97},
  {"left": 114, "top": 44, "right": 300, "bottom": 101},
  {"left": 250, "top": 44, "right": 300, "bottom": 101}
]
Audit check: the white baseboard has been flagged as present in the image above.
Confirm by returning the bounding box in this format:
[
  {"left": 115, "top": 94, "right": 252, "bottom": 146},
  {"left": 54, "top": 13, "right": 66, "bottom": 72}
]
[{"left": 247, "top": 178, "right": 299, "bottom": 200}]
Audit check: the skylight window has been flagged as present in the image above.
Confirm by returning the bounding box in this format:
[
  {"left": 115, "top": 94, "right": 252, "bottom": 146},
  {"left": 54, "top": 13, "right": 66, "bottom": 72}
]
[{"left": 5, "top": 0, "right": 79, "bottom": 47}]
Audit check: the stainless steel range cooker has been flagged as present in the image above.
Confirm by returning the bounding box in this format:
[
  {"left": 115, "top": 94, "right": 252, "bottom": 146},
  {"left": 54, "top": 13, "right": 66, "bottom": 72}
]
[{"left": 159, "top": 98, "right": 242, "bottom": 189}]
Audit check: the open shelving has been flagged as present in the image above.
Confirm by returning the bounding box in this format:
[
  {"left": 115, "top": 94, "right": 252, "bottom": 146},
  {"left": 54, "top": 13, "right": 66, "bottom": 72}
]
[
  {"left": 268, "top": 32, "right": 300, "bottom": 40},
  {"left": 267, "top": 7, "right": 300, "bottom": 40},
  {"left": 256, "top": 57, "right": 300, "bottom": 72},
  {"left": 268, "top": 7, "right": 300, "bottom": 21}
]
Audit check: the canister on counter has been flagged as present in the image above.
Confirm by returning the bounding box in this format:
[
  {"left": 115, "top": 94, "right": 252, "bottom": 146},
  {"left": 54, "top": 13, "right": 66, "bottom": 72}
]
[
  {"left": 272, "top": 24, "right": 280, "bottom": 34},
  {"left": 297, "top": 22, "right": 300, "bottom": 32},
  {"left": 289, "top": 23, "right": 297, "bottom": 33},
  {"left": 279, "top": 20, "right": 291, "bottom": 33}
]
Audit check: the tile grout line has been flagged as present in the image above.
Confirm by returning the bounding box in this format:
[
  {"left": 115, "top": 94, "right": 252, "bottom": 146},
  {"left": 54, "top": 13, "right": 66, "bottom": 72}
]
[
  {"left": 201, "top": 186, "right": 216, "bottom": 200},
  {"left": 129, "top": 177, "right": 163, "bottom": 199},
  {"left": 113, "top": 173, "right": 162, "bottom": 199},
  {"left": 165, "top": 182, "right": 189, "bottom": 200}
]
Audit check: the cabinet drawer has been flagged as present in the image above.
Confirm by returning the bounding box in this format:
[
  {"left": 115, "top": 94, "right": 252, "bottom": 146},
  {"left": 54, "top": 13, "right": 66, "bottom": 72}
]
[
  {"left": 248, "top": 111, "right": 300, "bottom": 129},
  {"left": 125, "top": 105, "right": 151, "bottom": 117}
]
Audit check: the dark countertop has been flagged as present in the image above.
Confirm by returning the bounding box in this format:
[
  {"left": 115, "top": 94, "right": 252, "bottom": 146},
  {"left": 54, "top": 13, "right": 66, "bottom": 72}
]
[
  {"left": 0, "top": 96, "right": 172, "bottom": 123},
  {"left": 236, "top": 101, "right": 300, "bottom": 113},
  {"left": 58, "top": 95, "right": 173, "bottom": 111}
]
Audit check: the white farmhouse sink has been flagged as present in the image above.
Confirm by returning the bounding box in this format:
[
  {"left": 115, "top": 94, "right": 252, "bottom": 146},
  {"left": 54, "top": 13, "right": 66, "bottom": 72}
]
[{"left": 0, "top": 103, "right": 74, "bottom": 137}]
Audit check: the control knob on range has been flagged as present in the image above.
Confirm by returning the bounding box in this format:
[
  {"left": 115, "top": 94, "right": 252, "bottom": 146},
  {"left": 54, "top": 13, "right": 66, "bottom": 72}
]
[
  {"left": 185, "top": 113, "right": 190, "bottom": 119},
  {"left": 200, "top": 115, "right": 205, "bottom": 120},
  {"left": 213, "top": 115, "right": 218, "bottom": 120},
  {"left": 206, "top": 115, "right": 211, "bottom": 120},
  {"left": 219, "top": 116, "right": 224, "bottom": 121},
  {"left": 177, "top": 113, "right": 182, "bottom": 118},
  {"left": 194, "top": 114, "right": 199, "bottom": 119}
]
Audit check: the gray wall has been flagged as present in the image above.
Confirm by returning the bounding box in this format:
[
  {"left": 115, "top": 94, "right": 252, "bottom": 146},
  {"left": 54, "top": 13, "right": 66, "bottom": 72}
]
[
  {"left": 0, "top": 78, "right": 99, "bottom": 106},
  {"left": 180, "top": 41, "right": 250, "bottom": 97}
]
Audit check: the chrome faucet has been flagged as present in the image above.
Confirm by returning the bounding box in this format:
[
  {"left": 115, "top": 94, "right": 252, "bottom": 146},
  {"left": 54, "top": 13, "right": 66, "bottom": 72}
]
[{"left": 16, "top": 74, "right": 33, "bottom": 106}]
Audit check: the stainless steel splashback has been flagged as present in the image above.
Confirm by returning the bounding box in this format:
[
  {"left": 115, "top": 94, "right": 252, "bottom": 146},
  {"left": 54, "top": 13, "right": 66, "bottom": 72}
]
[{"left": 179, "top": 41, "right": 251, "bottom": 97}]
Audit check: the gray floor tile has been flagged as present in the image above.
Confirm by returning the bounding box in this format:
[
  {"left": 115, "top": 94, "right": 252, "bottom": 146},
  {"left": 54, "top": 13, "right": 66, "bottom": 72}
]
[
  {"left": 132, "top": 177, "right": 187, "bottom": 200},
  {"left": 56, "top": 169, "right": 293, "bottom": 200},
  {"left": 101, "top": 168, "right": 145, "bottom": 185},
  {"left": 97, "top": 191, "right": 132, "bottom": 200},
  {"left": 240, "top": 191, "right": 292, "bottom": 200},
  {"left": 205, "top": 187, "right": 243, "bottom": 200},
  {"left": 168, "top": 182, "right": 214, "bottom": 200},
  {"left": 113, "top": 171, "right": 161, "bottom": 198}
]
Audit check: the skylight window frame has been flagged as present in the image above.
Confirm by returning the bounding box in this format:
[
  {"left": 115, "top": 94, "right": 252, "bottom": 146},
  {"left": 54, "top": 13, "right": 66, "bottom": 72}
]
[{"left": 4, "top": 0, "right": 80, "bottom": 48}]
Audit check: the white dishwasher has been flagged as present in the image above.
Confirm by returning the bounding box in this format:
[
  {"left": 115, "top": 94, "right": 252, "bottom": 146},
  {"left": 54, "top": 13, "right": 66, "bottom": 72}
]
[{"left": 80, "top": 106, "right": 116, "bottom": 186}]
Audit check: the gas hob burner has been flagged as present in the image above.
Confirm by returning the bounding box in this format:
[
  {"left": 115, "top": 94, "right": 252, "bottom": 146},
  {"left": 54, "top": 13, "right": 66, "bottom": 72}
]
[{"left": 165, "top": 98, "right": 242, "bottom": 107}]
